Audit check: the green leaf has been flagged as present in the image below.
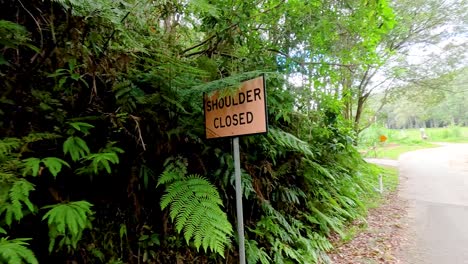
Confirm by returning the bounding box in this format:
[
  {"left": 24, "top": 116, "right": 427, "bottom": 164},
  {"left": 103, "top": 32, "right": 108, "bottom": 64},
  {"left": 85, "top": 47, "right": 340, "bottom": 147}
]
[
  {"left": 63, "top": 136, "right": 90, "bottom": 161},
  {"left": 159, "top": 170, "right": 232, "bottom": 256},
  {"left": 1, "top": 179, "right": 35, "bottom": 226},
  {"left": 0, "top": 138, "right": 21, "bottom": 158},
  {"left": 68, "top": 122, "right": 94, "bottom": 134},
  {"left": 42, "top": 157, "right": 70, "bottom": 178},
  {"left": 22, "top": 158, "right": 41, "bottom": 177},
  {"left": 41, "top": 201, "right": 93, "bottom": 252},
  {"left": 0, "top": 237, "right": 38, "bottom": 264},
  {"left": 85, "top": 150, "right": 122, "bottom": 175}
]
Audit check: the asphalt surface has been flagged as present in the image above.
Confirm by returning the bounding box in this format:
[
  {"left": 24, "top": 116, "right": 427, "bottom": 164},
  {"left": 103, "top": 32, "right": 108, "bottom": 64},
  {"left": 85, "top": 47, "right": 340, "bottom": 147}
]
[{"left": 398, "top": 143, "right": 468, "bottom": 264}]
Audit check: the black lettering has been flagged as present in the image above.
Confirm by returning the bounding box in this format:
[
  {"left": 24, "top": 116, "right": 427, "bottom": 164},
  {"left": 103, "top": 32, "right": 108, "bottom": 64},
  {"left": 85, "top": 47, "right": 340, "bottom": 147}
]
[
  {"left": 246, "top": 90, "right": 253, "bottom": 102},
  {"left": 239, "top": 92, "right": 245, "bottom": 104},
  {"left": 226, "top": 115, "right": 231, "bottom": 127},
  {"left": 225, "top": 96, "right": 231, "bottom": 107},
  {"left": 220, "top": 117, "right": 225, "bottom": 128},
  {"left": 219, "top": 98, "right": 224, "bottom": 108},
  {"left": 239, "top": 112, "right": 245, "bottom": 125},
  {"left": 254, "top": 88, "right": 261, "bottom": 101},
  {"left": 233, "top": 96, "right": 239, "bottom": 106},
  {"left": 232, "top": 113, "right": 239, "bottom": 126},
  {"left": 214, "top": 118, "right": 219, "bottom": 128},
  {"left": 212, "top": 99, "right": 218, "bottom": 110},
  {"left": 206, "top": 100, "right": 211, "bottom": 111},
  {"left": 247, "top": 111, "right": 253, "bottom": 123}
]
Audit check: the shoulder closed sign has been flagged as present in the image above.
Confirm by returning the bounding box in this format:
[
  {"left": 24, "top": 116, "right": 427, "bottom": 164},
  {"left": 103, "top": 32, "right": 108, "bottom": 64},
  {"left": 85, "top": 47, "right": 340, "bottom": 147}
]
[{"left": 204, "top": 76, "right": 267, "bottom": 139}]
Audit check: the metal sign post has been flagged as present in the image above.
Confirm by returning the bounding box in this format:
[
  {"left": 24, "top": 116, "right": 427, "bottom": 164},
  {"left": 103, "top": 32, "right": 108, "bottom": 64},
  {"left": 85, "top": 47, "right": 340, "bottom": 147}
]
[{"left": 233, "top": 136, "right": 245, "bottom": 264}]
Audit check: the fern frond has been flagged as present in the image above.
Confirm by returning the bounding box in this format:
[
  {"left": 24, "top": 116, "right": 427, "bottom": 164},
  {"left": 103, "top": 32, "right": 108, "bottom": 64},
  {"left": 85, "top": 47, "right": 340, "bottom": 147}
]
[
  {"left": 22, "top": 158, "right": 41, "bottom": 177},
  {"left": 0, "top": 237, "right": 38, "bottom": 264},
  {"left": 0, "top": 179, "right": 36, "bottom": 226},
  {"left": 0, "top": 138, "right": 21, "bottom": 159},
  {"left": 63, "top": 136, "right": 90, "bottom": 161},
  {"left": 86, "top": 152, "right": 119, "bottom": 174},
  {"left": 159, "top": 174, "right": 232, "bottom": 256},
  {"left": 303, "top": 159, "right": 337, "bottom": 183},
  {"left": 68, "top": 122, "right": 94, "bottom": 135},
  {"left": 42, "top": 200, "right": 93, "bottom": 252},
  {"left": 307, "top": 204, "right": 344, "bottom": 237},
  {"left": 246, "top": 239, "right": 272, "bottom": 264},
  {"left": 42, "top": 157, "right": 70, "bottom": 178},
  {"left": 157, "top": 157, "right": 187, "bottom": 186},
  {"left": 268, "top": 128, "right": 314, "bottom": 158},
  {"left": 22, "top": 132, "right": 60, "bottom": 143}
]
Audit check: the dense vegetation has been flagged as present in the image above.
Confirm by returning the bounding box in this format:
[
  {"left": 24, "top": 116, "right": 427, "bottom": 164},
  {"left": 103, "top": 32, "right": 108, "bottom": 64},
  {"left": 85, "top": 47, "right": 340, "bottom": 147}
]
[{"left": 0, "top": 0, "right": 462, "bottom": 263}]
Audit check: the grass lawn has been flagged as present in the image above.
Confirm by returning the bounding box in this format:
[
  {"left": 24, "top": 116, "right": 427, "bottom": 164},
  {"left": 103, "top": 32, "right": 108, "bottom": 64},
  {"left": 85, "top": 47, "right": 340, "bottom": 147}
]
[
  {"left": 363, "top": 142, "right": 437, "bottom": 159},
  {"left": 359, "top": 126, "right": 468, "bottom": 159}
]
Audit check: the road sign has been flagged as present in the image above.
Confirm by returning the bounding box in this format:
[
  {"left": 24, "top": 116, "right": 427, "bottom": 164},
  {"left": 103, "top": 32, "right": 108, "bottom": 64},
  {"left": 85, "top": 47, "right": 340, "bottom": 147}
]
[
  {"left": 204, "top": 76, "right": 267, "bottom": 139},
  {"left": 203, "top": 75, "right": 267, "bottom": 264}
]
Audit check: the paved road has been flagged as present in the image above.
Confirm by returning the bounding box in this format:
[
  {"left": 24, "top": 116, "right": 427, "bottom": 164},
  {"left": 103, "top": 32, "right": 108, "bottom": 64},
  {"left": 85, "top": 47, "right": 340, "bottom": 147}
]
[{"left": 398, "top": 143, "right": 468, "bottom": 264}]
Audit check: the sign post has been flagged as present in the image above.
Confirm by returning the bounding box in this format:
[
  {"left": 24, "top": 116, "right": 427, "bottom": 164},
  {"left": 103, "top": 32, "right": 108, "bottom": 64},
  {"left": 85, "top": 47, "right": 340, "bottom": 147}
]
[
  {"left": 204, "top": 76, "right": 267, "bottom": 264},
  {"left": 232, "top": 136, "right": 245, "bottom": 264}
]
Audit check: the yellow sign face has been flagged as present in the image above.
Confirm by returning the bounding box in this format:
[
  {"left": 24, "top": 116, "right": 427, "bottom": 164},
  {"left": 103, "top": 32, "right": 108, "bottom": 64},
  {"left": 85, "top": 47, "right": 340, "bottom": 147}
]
[{"left": 204, "top": 76, "right": 267, "bottom": 139}]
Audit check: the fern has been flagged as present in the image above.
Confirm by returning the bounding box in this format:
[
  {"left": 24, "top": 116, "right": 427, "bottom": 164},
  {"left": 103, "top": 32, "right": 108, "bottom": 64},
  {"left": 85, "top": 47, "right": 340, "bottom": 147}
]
[
  {"left": 68, "top": 122, "right": 94, "bottom": 135},
  {"left": 156, "top": 157, "right": 187, "bottom": 186},
  {"left": 22, "top": 157, "right": 69, "bottom": 177},
  {"left": 113, "top": 80, "right": 145, "bottom": 112},
  {"left": 86, "top": 152, "right": 119, "bottom": 174},
  {"left": 22, "top": 158, "right": 41, "bottom": 177},
  {"left": 0, "top": 179, "right": 35, "bottom": 226},
  {"left": 63, "top": 136, "right": 90, "bottom": 161},
  {"left": 268, "top": 128, "right": 314, "bottom": 159},
  {"left": 0, "top": 138, "right": 21, "bottom": 159},
  {"left": 250, "top": 201, "right": 335, "bottom": 264},
  {"left": 22, "top": 132, "right": 60, "bottom": 144},
  {"left": 42, "top": 200, "right": 93, "bottom": 252},
  {"left": 158, "top": 161, "right": 232, "bottom": 256},
  {"left": 0, "top": 237, "right": 38, "bottom": 264},
  {"left": 42, "top": 157, "right": 70, "bottom": 177},
  {"left": 246, "top": 239, "right": 271, "bottom": 264}
]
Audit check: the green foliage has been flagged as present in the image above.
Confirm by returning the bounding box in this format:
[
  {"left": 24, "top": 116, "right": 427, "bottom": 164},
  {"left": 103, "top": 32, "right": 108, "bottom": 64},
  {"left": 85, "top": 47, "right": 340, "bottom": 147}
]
[
  {"left": 23, "top": 157, "right": 69, "bottom": 178},
  {"left": 42, "top": 157, "right": 70, "bottom": 177},
  {"left": 0, "top": 138, "right": 21, "bottom": 158},
  {"left": 245, "top": 239, "right": 271, "bottom": 264},
  {"left": 0, "top": 20, "right": 37, "bottom": 65},
  {"left": 0, "top": 237, "right": 38, "bottom": 264},
  {"left": 68, "top": 122, "right": 94, "bottom": 135},
  {"left": 84, "top": 144, "right": 124, "bottom": 174},
  {"left": 22, "top": 158, "right": 41, "bottom": 177},
  {"left": 63, "top": 136, "right": 91, "bottom": 161},
  {"left": 22, "top": 133, "right": 61, "bottom": 144},
  {"left": 268, "top": 128, "right": 315, "bottom": 160},
  {"left": 0, "top": 0, "right": 409, "bottom": 262},
  {"left": 158, "top": 160, "right": 233, "bottom": 257},
  {"left": 42, "top": 201, "right": 93, "bottom": 253},
  {"left": 0, "top": 179, "right": 36, "bottom": 226}
]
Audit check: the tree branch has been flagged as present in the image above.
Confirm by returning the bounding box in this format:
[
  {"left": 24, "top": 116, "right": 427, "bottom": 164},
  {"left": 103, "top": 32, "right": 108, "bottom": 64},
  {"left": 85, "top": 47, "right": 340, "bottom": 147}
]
[{"left": 267, "top": 48, "right": 355, "bottom": 69}]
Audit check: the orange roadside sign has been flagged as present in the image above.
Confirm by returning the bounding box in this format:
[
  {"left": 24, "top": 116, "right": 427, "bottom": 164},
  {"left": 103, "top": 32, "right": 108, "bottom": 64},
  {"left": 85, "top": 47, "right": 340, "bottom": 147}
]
[{"left": 204, "top": 76, "right": 267, "bottom": 139}]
